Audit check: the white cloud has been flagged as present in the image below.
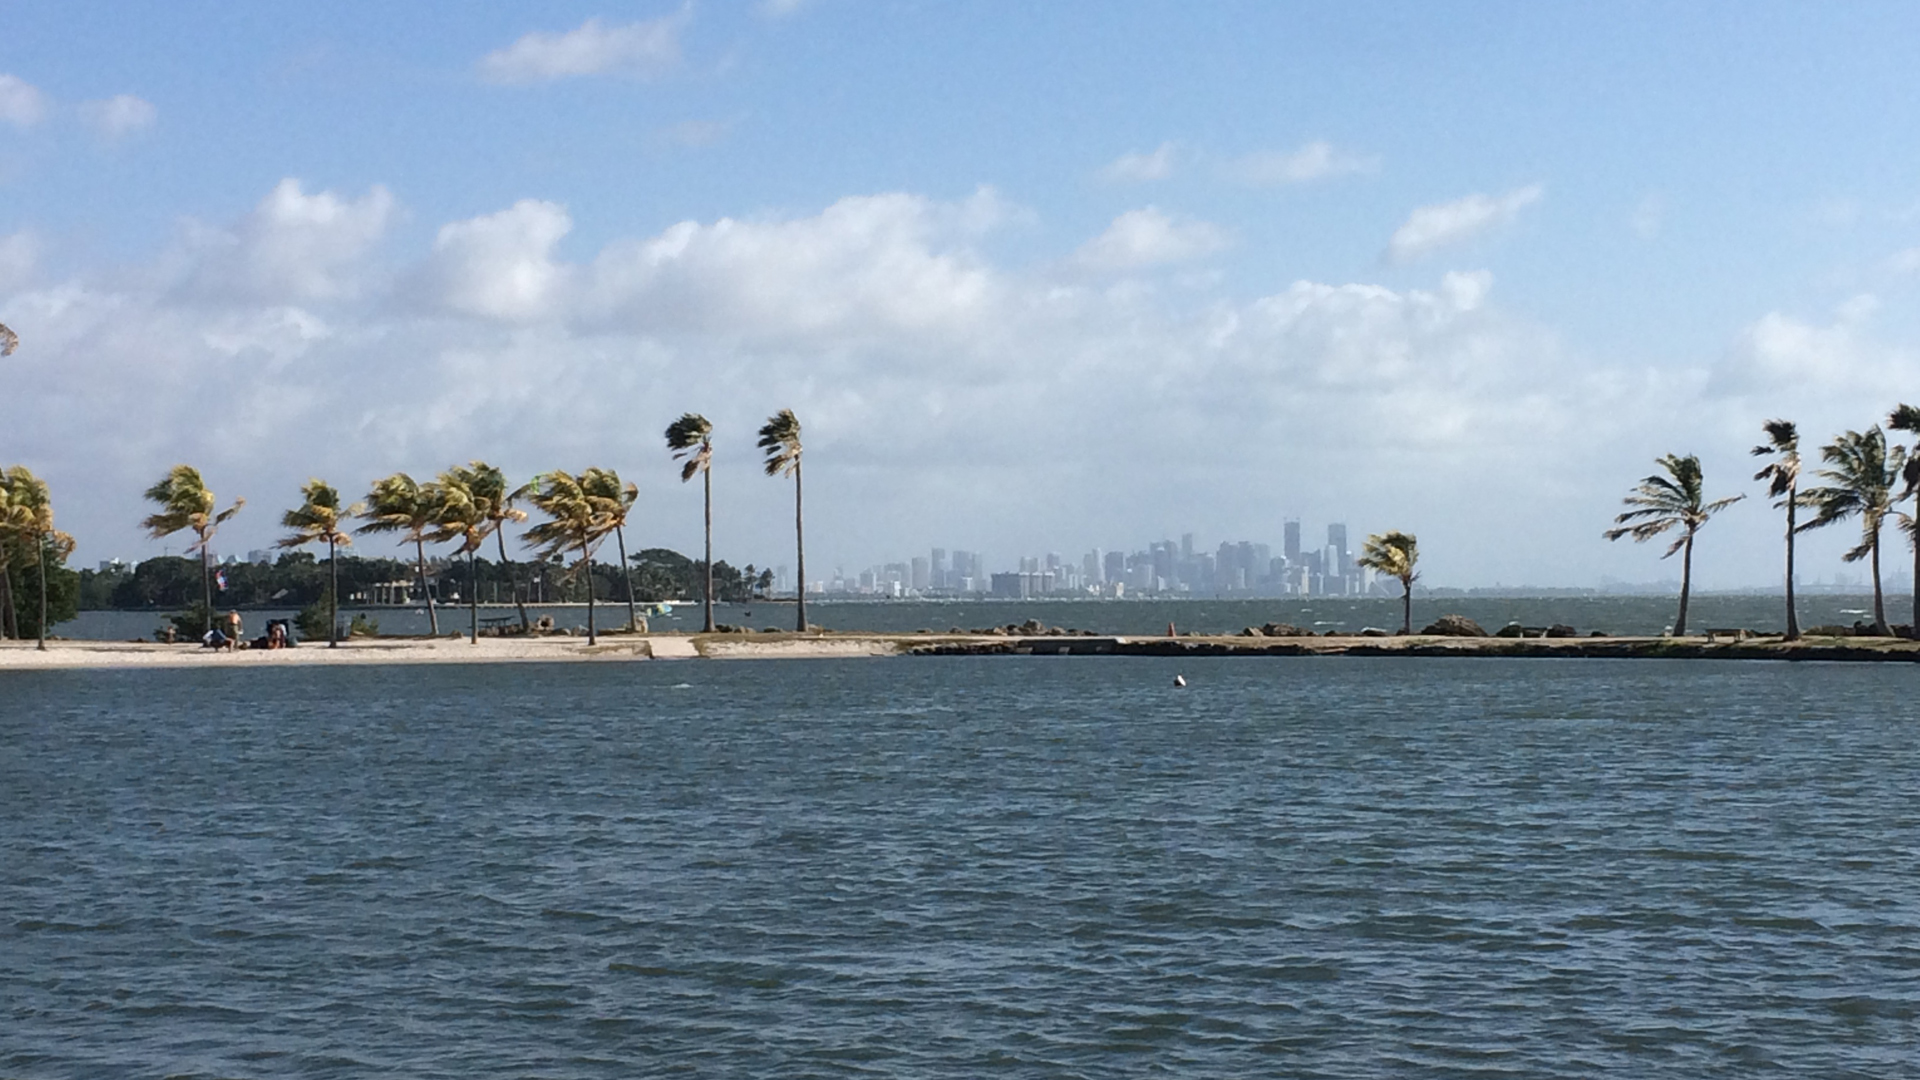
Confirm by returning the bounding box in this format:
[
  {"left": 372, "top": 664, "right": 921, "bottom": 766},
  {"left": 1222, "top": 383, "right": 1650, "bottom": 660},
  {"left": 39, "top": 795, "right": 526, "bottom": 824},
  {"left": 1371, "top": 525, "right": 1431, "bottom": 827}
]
[
  {"left": 1072, "top": 207, "right": 1231, "bottom": 272},
  {"left": 1100, "top": 143, "right": 1178, "bottom": 182},
  {"left": 1223, "top": 140, "right": 1377, "bottom": 185},
  {"left": 79, "top": 94, "right": 158, "bottom": 139},
  {"left": 182, "top": 179, "right": 398, "bottom": 302},
  {"left": 415, "top": 199, "right": 575, "bottom": 321},
  {"left": 479, "top": 16, "right": 684, "bottom": 84},
  {"left": 0, "top": 73, "right": 47, "bottom": 127},
  {"left": 1387, "top": 184, "right": 1543, "bottom": 264}
]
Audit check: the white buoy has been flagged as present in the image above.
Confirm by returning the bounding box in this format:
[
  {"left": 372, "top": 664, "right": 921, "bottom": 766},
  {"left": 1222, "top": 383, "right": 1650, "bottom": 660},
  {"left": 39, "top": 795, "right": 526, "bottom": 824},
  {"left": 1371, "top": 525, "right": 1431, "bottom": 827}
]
[{"left": 1174, "top": 674, "right": 1187, "bottom": 688}]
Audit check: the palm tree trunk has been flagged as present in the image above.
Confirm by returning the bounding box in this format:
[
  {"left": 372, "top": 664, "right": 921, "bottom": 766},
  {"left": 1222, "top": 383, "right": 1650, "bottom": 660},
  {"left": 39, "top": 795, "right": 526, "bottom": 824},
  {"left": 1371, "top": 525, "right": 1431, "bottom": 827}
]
[
  {"left": 582, "top": 541, "right": 596, "bottom": 645},
  {"left": 1784, "top": 491, "right": 1800, "bottom": 640},
  {"left": 37, "top": 533, "right": 48, "bottom": 652},
  {"left": 328, "top": 537, "right": 339, "bottom": 648},
  {"left": 201, "top": 536, "right": 214, "bottom": 637},
  {"left": 1871, "top": 526, "right": 1888, "bottom": 633},
  {"left": 416, "top": 538, "right": 440, "bottom": 635},
  {"left": 702, "top": 466, "right": 715, "bottom": 632},
  {"left": 497, "top": 528, "right": 530, "bottom": 632},
  {"left": 794, "top": 461, "right": 807, "bottom": 633},
  {"left": 1400, "top": 579, "right": 1411, "bottom": 635},
  {"left": 469, "top": 548, "right": 478, "bottom": 644},
  {"left": 616, "top": 524, "right": 638, "bottom": 632},
  {"left": 1675, "top": 531, "right": 1694, "bottom": 636},
  {"left": 1911, "top": 525, "right": 1920, "bottom": 639},
  {"left": 0, "top": 556, "right": 15, "bottom": 639}
]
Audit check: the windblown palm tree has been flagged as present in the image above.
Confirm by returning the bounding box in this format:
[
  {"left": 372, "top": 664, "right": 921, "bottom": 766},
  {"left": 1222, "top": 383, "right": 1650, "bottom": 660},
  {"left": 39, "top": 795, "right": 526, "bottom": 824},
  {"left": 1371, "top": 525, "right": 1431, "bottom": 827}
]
[
  {"left": 1888, "top": 405, "right": 1920, "bottom": 637},
  {"left": 525, "top": 470, "right": 614, "bottom": 645},
  {"left": 430, "top": 469, "right": 492, "bottom": 644},
  {"left": 580, "top": 467, "right": 641, "bottom": 633},
  {"left": 758, "top": 409, "right": 807, "bottom": 633},
  {"left": 0, "top": 321, "right": 17, "bottom": 357},
  {"left": 665, "top": 413, "right": 717, "bottom": 632},
  {"left": 358, "top": 473, "right": 446, "bottom": 635},
  {"left": 1357, "top": 530, "right": 1420, "bottom": 634},
  {"left": 1800, "top": 426, "right": 1907, "bottom": 635},
  {"left": 141, "top": 465, "right": 245, "bottom": 637},
  {"left": 1604, "top": 454, "right": 1743, "bottom": 636},
  {"left": 446, "top": 461, "right": 531, "bottom": 631},
  {"left": 279, "top": 479, "right": 363, "bottom": 648},
  {"left": 3, "top": 468, "right": 74, "bottom": 651},
  {"left": 1751, "top": 419, "right": 1804, "bottom": 640}
]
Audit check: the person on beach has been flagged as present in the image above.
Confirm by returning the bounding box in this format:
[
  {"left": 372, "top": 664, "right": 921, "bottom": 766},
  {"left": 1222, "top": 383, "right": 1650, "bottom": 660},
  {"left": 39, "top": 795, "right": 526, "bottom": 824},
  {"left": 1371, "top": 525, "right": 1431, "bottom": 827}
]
[{"left": 227, "top": 610, "right": 243, "bottom": 648}]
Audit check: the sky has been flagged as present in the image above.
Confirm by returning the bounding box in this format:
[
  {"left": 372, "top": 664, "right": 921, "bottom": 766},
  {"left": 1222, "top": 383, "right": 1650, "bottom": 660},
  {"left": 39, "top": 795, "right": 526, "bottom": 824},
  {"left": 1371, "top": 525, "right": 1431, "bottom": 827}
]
[{"left": 6, "top": 0, "right": 1920, "bottom": 589}]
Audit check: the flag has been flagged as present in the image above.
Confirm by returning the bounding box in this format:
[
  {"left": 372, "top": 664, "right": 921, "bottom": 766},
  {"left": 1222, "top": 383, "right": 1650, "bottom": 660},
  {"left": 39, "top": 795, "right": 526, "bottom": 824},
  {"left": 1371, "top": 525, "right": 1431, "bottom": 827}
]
[{"left": 216, "top": 570, "right": 228, "bottom": 591}]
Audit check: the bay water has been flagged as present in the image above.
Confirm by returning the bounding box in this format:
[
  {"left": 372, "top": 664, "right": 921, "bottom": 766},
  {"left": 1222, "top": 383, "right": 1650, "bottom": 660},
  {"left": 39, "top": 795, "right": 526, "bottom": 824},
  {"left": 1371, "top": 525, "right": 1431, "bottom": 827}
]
[{"left": 4, "top": 658, "right": 1917, "bottom": 1077}]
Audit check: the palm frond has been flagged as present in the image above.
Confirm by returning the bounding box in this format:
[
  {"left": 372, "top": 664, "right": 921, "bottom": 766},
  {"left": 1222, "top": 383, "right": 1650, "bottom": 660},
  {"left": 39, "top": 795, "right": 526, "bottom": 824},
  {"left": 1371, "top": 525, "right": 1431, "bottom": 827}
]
[
  {"left": 757, "top": 409, "right": 802, "bottom": 478},
  {"left": 0, "top": 321, "right": 17, "bottom": 357}
]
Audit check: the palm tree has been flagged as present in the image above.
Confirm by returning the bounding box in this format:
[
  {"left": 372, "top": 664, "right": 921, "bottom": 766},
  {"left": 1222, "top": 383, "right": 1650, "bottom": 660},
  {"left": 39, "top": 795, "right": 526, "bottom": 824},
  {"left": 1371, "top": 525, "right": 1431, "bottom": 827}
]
[
  {"left": 525, "top": 470, "right": 614, "bottom": 645},
  {"left": 141, "top": 465, "right": 245, "bottom": 638},
  {"left": 3, "top": 468, "right": 74, "bottom": 652},
  {"left": 0, "top": 321, "right": 16, "bottom": 357},
  {"left": 1357, "top": 530, "right": 1420, "bottom": 634},
  {"left": 430, "top": 469, "right": 491, "bottom": 644},
  {"left": 1888, "top": 405, "right": 1920, "bottom": 637},
  {"left": 1604, "top": 454, "right": 1743, "bottom": 636},
  {"left": 358, "top": 473, "right": 445, "bottom": 635},
  {"left": 1800, "top": 426, "right": 1906, "bottom": 635},
  {"left": 758, "top": 409, "right": 808, "bottom": 633},
  {"left": 0, "top": 475, "right": 23, "bottom": 639},
  {"left": 278, "top": 479, "right": 363, "bottom": 647},
  {"left": 1751, "top": 419, "right": 1804, "bottom": 640},
  {"left": 580, "top": 467, "right": 641, "bottom": 632},
  {"left": 446, "top": 461, "right": 531, "bottom": 631},
  {"left": 665, "top": 413, "right": 717, "bottom": 632}
]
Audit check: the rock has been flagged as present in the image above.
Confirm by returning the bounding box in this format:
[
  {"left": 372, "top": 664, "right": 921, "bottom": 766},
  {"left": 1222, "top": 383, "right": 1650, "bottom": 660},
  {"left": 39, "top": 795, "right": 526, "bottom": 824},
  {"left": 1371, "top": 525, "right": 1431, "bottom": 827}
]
[
  {"left": 1420, "top": 614, "right": 1488, "bottom": 637},
  {"left": 1589, "top": 630, "right": 1608, "bottom": 637},
  {"left": 1259, "top": 622, "right": 1315, "bottom": 637},
  {"left": 1240, "top": 627, "right": 1262, "bottom": 636},
  {"left": 1359, "top": 627, "right": 1390, "bottom": 637},
  {"left": 1546, "top": 624, "right": 1578, "bottom": 638},
  {"left": 1494, "top": 623, "right": 1525, "bottom": 638},
  {"left": 1805, "top": 624, "right": 1854, "bottom": 636}
]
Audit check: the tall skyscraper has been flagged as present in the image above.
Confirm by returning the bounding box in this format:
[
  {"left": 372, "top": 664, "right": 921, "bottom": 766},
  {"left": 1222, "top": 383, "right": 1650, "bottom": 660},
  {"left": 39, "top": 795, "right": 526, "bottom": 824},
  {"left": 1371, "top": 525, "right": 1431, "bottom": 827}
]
[
  {"left": 1328, "top": 523, "right": 1348, "bottom": 562},
  {"left": 1284, "top": 520, "right": 1302, "bottom": 563}
]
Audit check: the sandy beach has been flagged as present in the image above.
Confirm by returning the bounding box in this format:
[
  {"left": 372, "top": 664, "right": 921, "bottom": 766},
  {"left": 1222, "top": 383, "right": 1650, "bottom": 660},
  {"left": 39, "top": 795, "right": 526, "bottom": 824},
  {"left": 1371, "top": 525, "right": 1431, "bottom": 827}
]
[{"left": 6, "top": 630, "right": 1920, "bottom": 670}]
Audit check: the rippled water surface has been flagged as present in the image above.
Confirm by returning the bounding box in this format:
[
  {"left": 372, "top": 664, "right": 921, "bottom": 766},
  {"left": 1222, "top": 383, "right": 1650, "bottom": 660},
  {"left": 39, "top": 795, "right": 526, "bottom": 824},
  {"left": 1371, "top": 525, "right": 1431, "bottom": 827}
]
[{"left": 5, "top": 658, "right": 1919, "bottom": 1077}]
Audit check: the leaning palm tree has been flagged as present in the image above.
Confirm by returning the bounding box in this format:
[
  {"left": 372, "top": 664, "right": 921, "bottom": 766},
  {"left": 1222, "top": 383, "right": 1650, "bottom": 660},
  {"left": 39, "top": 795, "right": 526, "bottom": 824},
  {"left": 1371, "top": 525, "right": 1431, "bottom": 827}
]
[
  {"left": 4, "top": 468, "right": 74, "bottom": 651},
  {"left": 1800, "top": 426, "right": 1906, "bottom": 635},
  {"left": 1604, "top": 453, "right": 1743, "bottom": 637},
  {"left": 524, "top": 470, "right": 614, "bottom": 645},
  {"left": 1888, "top": 405, "right": 1920, "bottom": 637},
  {"left": 1751, "top": 419, "right": 1804, "bottom": 640},
  {"left": 665, "top": 413, "right": 717, "bottom": 632},
  {"left": 141, "top": 465, "right": 244, "bottom": 638},
  {"left": 0, "top": 475, "right": 23, "bottom": 638},
  {"left": 278, "top": 479, "right": 363, "bottom": 648},
  {"left": 430, "top": 469, "right": 491, "bottom": 644},
  {"left": 0, "top": 321, "right": 17, "bottom": 357},
  {"left": 446, "top": 461, "right": 531, "bottom": 631},
  {"left": 357, "top": 473, "right": 445, "bottom": 635},
  {"left": 1357, "top": 530, "right": 1419, "bottom": 634},
  {"left": 580, "top": 467, "right": 641, "bottom": 632},
  {"left": 758, "top": 408, "right": 808, "bottom": 633}
]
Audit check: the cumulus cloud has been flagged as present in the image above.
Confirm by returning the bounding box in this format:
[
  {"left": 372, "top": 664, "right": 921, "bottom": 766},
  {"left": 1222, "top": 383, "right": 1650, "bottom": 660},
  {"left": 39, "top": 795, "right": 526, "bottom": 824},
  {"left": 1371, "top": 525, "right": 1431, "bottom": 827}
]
[
  {"left": 18, "top": 176, "right": 1907, "bottom": 591},
  {"left": 181, "top": 179, "right": 398, "bottom": 302},
  {"left": 78, "top": 94, "right": 158, "bottom": 139},
  {"left": 1072, "top": 207, "right": 1230, "bottom": 272},
  {"left": 414, "top": 199, "right": 575, "bottom": 321},
  {"left": 479, "top": 15, "right": 684, "bottom": 83},
  {"left": 1100, "top": 143, "right": 1178, "bottom": 182},
  {"left": 1223, "top": 140, "right": 1377, "bottom": 185},
  {"left": 1387, "top": 184, "right": 1543, "bottom": 264},
  {"left": 0, "top": 73, "right": 47, "bottom": 127}
]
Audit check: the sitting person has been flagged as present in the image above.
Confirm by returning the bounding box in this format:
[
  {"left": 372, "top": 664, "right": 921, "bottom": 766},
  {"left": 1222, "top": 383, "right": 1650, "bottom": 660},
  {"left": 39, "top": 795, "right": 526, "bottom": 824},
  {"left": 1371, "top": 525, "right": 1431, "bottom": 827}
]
[{"left": 202, "top": 626, "right": 230, "bottom": 650}]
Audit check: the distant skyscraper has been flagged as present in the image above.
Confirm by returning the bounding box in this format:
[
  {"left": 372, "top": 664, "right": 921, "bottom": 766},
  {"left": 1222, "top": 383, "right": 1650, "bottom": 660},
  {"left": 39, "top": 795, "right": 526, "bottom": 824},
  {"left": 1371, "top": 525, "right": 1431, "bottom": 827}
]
[
  {"left": 1104, "top": 549, "right": 1126, "bottom": 584},
  {"left": 1084, "top": 549, "right": 1103, "bottom": 584},
  {"left": 1284, "top": 520, "right": 1301, "bottom": 563},
  {"left": 911, "top": 556, "right": 930, "bottom": 591},
  {"left": 1181, "top": 533, "right": 1194, "bottom": 559},
  {"left": 1328, "top": 523, "right": 1348, "bottom": 562}
]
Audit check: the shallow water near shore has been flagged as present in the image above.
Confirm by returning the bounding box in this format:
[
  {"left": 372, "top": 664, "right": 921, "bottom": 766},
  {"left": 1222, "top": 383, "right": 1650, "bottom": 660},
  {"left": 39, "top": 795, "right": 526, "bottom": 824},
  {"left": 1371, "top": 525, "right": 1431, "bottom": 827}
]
[
  {"left": 55, "top": 591, "right": 1916, "bottom": 641},
  {"left": 6, "top": 658, "right": 1918, "bottom": 1077}
]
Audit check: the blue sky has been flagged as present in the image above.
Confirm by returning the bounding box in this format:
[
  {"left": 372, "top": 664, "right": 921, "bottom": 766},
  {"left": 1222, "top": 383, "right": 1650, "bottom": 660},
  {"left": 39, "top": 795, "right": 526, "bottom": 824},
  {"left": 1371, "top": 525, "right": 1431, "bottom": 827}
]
[{"left": 7, "top": 1, "right": 1920, "bottom": 589}]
